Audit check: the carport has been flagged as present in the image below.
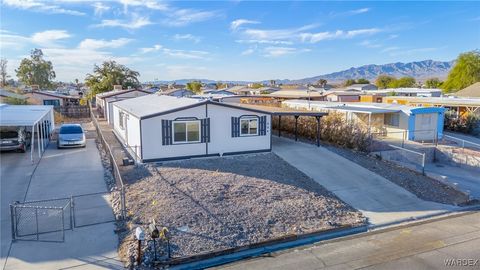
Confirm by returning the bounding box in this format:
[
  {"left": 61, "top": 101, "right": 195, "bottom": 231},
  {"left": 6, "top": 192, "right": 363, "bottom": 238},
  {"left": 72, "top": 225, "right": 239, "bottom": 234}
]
[
  {"left": 0, "top": 104, "right": 55, "bottom": 162},
  {"left": 323, "top": 105, "right": 401, "bottom": 135}
]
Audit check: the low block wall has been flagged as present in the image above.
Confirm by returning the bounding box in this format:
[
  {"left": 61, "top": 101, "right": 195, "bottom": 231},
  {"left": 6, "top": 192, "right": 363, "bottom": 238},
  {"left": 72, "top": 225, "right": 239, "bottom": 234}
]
[{"left": 435, "top": 145, "right": 480, "bottom": 170}]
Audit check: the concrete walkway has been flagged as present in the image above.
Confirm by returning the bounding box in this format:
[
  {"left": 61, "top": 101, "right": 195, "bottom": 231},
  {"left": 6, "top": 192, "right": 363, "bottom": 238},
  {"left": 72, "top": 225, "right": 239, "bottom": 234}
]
[
  {"left": 1, "top": 132, "right": 122, "bottom": 269},
  {"left": 426, "top": 164, "right": 480, "bottom": 199},
  {"left": 272, "top": 136, "right": 456, "bottom": 225},
  {"left": 216, "top": 211, "right": 480, "bottom": 270}
]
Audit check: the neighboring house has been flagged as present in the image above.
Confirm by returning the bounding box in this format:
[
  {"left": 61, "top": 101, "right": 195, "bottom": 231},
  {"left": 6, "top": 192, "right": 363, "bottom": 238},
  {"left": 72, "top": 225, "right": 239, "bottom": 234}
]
[
  {"left": 0, "top": 89, "right": 28, "bottom": 103},
  {"left": 284, "top": 100, "right": 444, "bottom": 141},
  {"left": 112, "top": 95, "right": 271, "bottom": 162},
  {"left": 383, "top": 96, "right": 480, "bottom": 117},
  {"left": 160, "top": 88, "right": 194, "bottom": 97},
  {"left": 349, "top": 84, "right": 378, "bottom": 91},
  {"left": 95, "top": 89, "right": 151, "bottom": 124},
  {"left": 454, "top": 82, "right": 480, "bottom": 98},
  {"left": 365, "top": 88, "right": 442, "bottom": 97},
  {"left": 24, "top": 91, "right": 80, "bottom": 106},
  {"left": 268, "top": 89, "right": 325, "bottom": 101},
  {"left": 202, "top": 89, "right": 236, "bottom": 96},
  {"left": 325, "top": 91, "right": 360, "bottom": 102}
]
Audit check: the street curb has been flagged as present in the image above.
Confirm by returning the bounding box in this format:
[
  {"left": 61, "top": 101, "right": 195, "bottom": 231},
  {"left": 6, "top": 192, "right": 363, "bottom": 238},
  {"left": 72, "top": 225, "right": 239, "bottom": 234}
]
[
  {"left": 171, "top": 206, "right": 479, "bottom": 270},
  {"left": 170, "top": 225, "right": 368, "bottom": 270}
]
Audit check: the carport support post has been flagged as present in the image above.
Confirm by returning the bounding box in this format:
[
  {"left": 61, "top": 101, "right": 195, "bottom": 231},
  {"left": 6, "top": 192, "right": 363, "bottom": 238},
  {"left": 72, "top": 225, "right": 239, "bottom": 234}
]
[
  {"left": 30, "top": 124, "right": 35, "bottom": 162},
  {"left": 37, "top": 123, "right": 41, "bottom": 158},
  {"left": 39, "top": 122, "right": 44, "bottom": 152},
  {"left": 294, "top": 115, "right": 299, "bottom": 141},
  {"left": 316, "top": 116, "right": 321, "bottom": 147}
]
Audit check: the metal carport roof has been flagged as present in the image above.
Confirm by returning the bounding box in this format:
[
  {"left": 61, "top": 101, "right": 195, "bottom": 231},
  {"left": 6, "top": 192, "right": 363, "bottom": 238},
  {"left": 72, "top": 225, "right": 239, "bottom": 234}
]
[
  {"left": 323, "top": 106, "right": 400, "bottom": 114},
  {"left": 0, "top": 104, "right": 54, "bottom": 126}
]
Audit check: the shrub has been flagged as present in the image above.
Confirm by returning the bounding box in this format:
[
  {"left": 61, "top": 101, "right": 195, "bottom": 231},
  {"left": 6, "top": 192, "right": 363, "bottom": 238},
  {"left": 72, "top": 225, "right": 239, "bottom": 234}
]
[
  {"left": 272, "top": 112, "right": 372, "bottom": 151},
  {"left": 444, "top": 111, "right": 479, "bottom": 134}
]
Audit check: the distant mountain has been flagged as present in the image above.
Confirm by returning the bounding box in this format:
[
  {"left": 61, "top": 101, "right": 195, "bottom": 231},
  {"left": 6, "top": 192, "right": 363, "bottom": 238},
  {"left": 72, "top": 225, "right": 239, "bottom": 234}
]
[
  {"left": 289, "top": 60, "right": 454, "bottom": 84},
  {"left": 146, "top": 59, "right": 454, "bottom": 85}
]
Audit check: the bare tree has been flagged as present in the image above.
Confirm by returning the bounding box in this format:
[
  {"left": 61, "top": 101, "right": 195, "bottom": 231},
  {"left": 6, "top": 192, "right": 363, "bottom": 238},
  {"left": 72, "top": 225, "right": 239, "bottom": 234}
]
[{"left": 0, "top": 58, "right": 9, "bottom": 87}]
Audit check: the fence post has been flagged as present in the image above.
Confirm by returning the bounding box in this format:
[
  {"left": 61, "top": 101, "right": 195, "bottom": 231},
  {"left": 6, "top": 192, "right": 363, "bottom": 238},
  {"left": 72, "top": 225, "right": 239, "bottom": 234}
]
[
  {"left": 70, "top": 196, "right": 74, "bottom": 229},
  {"left": 35, "top": 208, "right": 39, "bottom": 241},
  {"left": 422, "top": 153, "right": 426, "bottom": 175},
  {"left": 61, "top": 207, "right": 65, "bottom": 242},
  {"left": 10, "top": 204, "right": 16, "bottom": 241}
]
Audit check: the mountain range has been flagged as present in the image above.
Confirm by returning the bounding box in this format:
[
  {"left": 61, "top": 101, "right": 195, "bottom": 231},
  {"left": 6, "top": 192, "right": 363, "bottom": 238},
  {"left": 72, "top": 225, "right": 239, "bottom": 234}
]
[{"left": 149, "top": 59, "right": 454, "bottom": 85}]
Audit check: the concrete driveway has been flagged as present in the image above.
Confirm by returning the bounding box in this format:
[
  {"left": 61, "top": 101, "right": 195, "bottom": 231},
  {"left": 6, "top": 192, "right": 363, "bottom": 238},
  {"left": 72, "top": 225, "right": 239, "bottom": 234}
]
[
  {"left": 426, "top": 164, "right": 480, "bottom": 199},
  {"left": 272, "top": 137, "right": 456, "bottom": 225},
  {"left": 1, "top": 136, "right": 122, "bottom": 270}
]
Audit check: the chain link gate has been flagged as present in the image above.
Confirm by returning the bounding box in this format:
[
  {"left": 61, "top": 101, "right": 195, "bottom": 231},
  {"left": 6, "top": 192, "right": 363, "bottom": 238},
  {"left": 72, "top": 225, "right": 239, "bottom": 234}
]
[
  {"left": 72, "top": 191, "right": 117, "bottom": 228},
  {"left": 10, "top": 198, "right": 72, "bottom": 242}
]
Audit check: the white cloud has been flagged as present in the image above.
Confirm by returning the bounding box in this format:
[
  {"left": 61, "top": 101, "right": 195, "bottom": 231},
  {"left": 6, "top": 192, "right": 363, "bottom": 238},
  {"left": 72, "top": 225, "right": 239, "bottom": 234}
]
[
  {"left": 92, "top": 2, "right": 110, "bottom": 16},
  {"left": 140, "top": 44, "right": 163, "bottom": 53},
  {"left": 78, "top": 38, "right": 132, "bottom": 50},
  {"left": 242, "top": 24, "right": 317, "bottom": 41},
  {"left": 358, "top": 40, "right": 382, "bottom": 49},
  {"left": 162, "top": 8, "right": 219, "bottom": 27},
  {"left": 346, "top": 8, "right": 370, "bottom": 15},
  {"left": 263, "top": 46, "right": 310, "bottom": 57},
  {"left": 119, "top": 0, "right": 169, "bottom": 12},
  {"left": 31, "top": 30, "right": 71, "bottom": 46},
  {"left": 139, "top": 44, "right": 209, "bottom": 59},
  {"left": 1, "top": 29, "right": 71, "bottom": 49},
  {"left": 173, "top": 34, "right": 201, "bottom": 43},
  {"left": 230, "top": 19, "right": 260, "bottom": 31},
  {"left": 94, "top": 14, "right": 153, "bottom": 29},
  {"left": 384, "top": 47, "right": 442, "bottom": 56},
  {"left": 300, "top": 28, "right": 381, "bottom": 43},
  {"left": 241, "top": 48, "right": 255, "bottom": 56},
  {"left": 3, "top": 0, "right": 85, "bottom": 16},
  {"left": 235, "top": 39, "right": 293, "bottom": 45},
  {"left": 330, "top": 8, "right": 370, "bottom": 17}
]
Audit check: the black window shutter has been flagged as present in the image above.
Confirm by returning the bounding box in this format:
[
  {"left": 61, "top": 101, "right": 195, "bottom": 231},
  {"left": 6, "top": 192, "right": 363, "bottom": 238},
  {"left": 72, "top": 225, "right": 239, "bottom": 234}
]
[
  {"left": 231, "top": 117, "right": 240, "bottom": 137},
  {"left": 162, "top": 120, "right": 172, "bottom": 145},
  {"left": 259, "top": 116, "right": 267, "bottom": 136},
  {"left": 201, "top": 118, "right": 210, "bottom": 143}
]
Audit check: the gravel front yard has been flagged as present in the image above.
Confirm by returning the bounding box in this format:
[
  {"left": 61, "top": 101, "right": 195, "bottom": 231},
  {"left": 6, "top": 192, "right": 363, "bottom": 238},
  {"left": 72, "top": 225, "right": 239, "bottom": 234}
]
[{"left": 119, "top": 153, "right": 365, "bottom": 263}]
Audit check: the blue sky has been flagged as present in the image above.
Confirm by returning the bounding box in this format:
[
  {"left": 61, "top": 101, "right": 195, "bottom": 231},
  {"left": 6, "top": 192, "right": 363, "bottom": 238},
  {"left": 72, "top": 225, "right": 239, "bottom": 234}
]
[{"left": 1, "top": 0, "right": 479, "bottom": 82}]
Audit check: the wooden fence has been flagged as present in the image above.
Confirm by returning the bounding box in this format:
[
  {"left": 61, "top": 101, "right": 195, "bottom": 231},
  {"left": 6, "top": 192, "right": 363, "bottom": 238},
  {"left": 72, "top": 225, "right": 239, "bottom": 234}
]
[{"left": 54, "top": 105, "right": 90, "bottom": 118}]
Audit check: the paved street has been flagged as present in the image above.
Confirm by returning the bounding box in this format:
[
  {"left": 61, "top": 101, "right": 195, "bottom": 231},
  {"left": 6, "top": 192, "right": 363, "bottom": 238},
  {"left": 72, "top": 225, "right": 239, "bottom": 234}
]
[
  {"left": 1, "top": 128, "right": 122, "bottom": 270},
  {"left": 216, "top": 211, "right": 480, "bottom": 270},
  {"left": 272, "top": 136, "right": 456, "bottom": 225}
]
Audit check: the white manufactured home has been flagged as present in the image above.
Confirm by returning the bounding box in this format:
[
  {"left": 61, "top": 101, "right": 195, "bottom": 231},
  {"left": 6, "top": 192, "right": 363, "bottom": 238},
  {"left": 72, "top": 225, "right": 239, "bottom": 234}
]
[
  {"left": 96, "top": 89, "right": 151, "bottom": 124},
  {"left": 112, "top": 95, "right": 271, "bottom": 162}
]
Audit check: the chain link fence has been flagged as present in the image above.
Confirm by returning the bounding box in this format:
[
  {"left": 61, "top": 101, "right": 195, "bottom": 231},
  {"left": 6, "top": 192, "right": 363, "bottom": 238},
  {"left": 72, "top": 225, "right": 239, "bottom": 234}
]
[{"left": 10, "top": 198, "right": 72, "bottom": 242}]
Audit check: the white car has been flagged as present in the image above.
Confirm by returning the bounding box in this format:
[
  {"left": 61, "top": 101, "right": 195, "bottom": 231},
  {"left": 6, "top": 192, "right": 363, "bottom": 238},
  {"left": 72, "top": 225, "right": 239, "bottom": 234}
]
[{"left": 57, "top": 124, "right": 86, "bottom": 148}]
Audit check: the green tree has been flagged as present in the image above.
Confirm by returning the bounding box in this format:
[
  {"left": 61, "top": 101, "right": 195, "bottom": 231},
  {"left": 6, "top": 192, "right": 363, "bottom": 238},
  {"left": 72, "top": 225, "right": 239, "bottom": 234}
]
[
  {"left": 0, "top": 58, "right": 9, "bottom": 87},
  {"left": 375, "top": 74, "right": 395, "bottom": 89},
  {"left": 186, "top": 81, "right": 202, "bottom": 94},
  {"left": 356, "top": 78, "right": 370, "bottom": 84},
  {"left": 250, "top": 83, "right": 264, "bottom": 89},
  {"left": 316, "top": 79, "right": 327, "bottom": 87},
  {"left": 425, "top": 77, "right": 443, "bottom": 88},
  {"left": 85, "top": 60, "right": 140, "bottom": 99},
  {"left": 442, "top": 50, "right": 480, "bottom": 93},
  {"left": 15, "top": 49, "right": 56, "bottom": 89},
  {"left": 389, "top": 77, "right": 416, "bottom": 88},
  {"left": 344, "top": 79, "right": 356, "bottom": 87},
  {"left": 4, "top": 97, "right": 28, "bottom": 105}
]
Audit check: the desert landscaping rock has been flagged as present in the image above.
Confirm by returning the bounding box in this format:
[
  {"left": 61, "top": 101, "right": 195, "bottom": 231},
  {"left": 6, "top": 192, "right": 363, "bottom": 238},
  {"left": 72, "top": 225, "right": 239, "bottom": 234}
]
[{"left": 119, "top": 153, "right": 365, "bottom": 265}]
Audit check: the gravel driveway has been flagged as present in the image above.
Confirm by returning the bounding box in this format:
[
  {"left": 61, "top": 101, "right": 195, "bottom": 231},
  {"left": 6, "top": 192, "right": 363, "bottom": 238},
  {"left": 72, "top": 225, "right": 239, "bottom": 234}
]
[{"left": 119, "top": 153, "right": 365, "bottom": 262}]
